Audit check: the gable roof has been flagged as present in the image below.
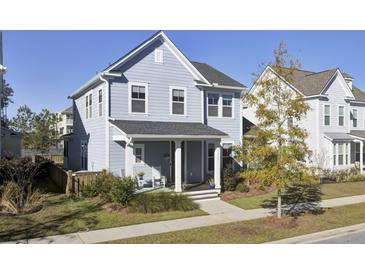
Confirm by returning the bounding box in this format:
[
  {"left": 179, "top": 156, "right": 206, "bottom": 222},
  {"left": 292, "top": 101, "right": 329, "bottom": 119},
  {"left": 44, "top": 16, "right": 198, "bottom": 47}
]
[
  {"left": 61, "top": 106, "right": 73, "bottom": 114},
  {"left": 271, "top": 67, "right": 365, "bottom": 101},
  {"left": 70, "top": 31, "right": 246, "bottom": 99},
  {"left": 191, "top": 61, "right": 246, "bottom": 88}
]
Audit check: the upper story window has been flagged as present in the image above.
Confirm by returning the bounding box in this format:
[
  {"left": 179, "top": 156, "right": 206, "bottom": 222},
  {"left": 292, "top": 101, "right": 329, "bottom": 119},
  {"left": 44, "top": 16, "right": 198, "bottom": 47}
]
[
  {"left": 338, "top": 106, "right": 344, "bottom": 126},
  {"left": 98, "top": 89, "right": 103, "bottom": 117},
  {"left": 171, "top": 87, "right": 186, "bottom": 115},
  {"left": 208, "top": 93, "right": 219, "bottom": 117},
  {"left": 129, "top": 83, "right": 148, "bottom": 114},
  {"left": 351, "top": 108, "right": 358, "bottom": 127},
  {"left": 154, "top": 49, "right": 163, "bottom": 63},
  {"left": 222, "top": 95, "right": 233, "bottom": 117},
  {"left": 324, "top": 104, "right": 330, "bottom": 126},
  {"left": 85, "top": 93, "right": 92, "bottom": 119}
]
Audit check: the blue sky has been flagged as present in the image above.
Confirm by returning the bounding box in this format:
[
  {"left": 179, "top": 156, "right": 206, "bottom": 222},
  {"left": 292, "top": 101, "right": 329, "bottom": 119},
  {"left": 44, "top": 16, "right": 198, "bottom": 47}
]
[{"left": 2, "top": 30, "right": 365, "bottom": 118}]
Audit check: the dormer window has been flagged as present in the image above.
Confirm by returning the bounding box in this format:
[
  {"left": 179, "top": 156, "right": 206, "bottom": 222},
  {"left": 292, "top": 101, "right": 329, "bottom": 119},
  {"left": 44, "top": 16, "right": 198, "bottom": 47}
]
[{"left": 154, "top": 49, "right": 163, "bottom": 63}]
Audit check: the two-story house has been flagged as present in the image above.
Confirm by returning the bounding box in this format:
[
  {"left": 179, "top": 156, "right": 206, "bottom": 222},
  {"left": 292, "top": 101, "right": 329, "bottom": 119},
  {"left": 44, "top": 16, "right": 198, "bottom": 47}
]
[
  {"left": 243, "top": 66, "right": 365, "bottom": 172},
  {"left": 64, "top": 31, "right": 246, "bottom": 194},
  {"left": 56, "top": 106, "right": 73, "bottom": 149}
]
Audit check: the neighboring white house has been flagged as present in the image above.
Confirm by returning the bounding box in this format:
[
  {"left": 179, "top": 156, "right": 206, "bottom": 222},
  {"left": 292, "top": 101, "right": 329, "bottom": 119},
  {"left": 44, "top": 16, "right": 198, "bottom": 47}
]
[
  {"left": 64, "top": 31, "right": 246, "bottom": 196},
  {"left": 56, "top": 106, "right": 73, "bottom": 148},
  {"left": 243, "top": 66, "right": 365, "bottom": 172}
]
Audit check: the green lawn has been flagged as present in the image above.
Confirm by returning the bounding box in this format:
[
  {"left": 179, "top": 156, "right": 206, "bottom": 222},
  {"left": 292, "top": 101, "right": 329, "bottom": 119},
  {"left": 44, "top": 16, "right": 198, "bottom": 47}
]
[
  {"left": 228, "top": 181, "right": 365, "bottom": 210},
  {"left": 109, "top": 202, "right": 365, "bottom": 244},
  {"left": 0, "top": 194, "right": 206, "bottom": 242}
]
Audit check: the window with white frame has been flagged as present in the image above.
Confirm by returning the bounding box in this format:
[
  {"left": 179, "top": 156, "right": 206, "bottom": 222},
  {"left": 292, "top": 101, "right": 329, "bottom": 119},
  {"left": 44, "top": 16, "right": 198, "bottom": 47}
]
[
  {"left": 338, "top": 143, "right": 344, "bottom": 165},
  {"left": 98, "top": 89, "right": 103, "bottom": 117},
  {"left": 324, "top": 104, "right": 330, "bottom": 126},
  {"left": 338, "top": 106, "right": 344, "bottom": 126},
  {"left": 222, "top": 143, "right": 233, "bottom": 169},
  {"left": 130, "top": 84, "right": 147, "bottom": 113},
  {"left": 207, "top": 143, "right": 215, "bottom": 172},
  {"left": 345, "top": 143, "right": 349, "bottom": 165},
  {"left": 355, "top": 142, "right": 361, "bottom": 162},
  {"left": 208, "top": 94, "right": 219, "bottom": 117},
  {"left": 222, "top": 95, "right": 233, "bottom": 117},
  {"left": 333, "top": 143, "right": 336, "bottom": 166},
  {"left": 352, "top": 109, "right": 358, "bottom": 127},
  {"left": 154, "top": 49, "right": 163, "bottom": 63},
  {"left": 134, "top": 144, "right": 145, "bottom": 164},
  {"left": 85, "top": 93, "right": 92, "bottom": 119},
  {"left": 171, "top": 87, "right": 185, "bottom": 115}
]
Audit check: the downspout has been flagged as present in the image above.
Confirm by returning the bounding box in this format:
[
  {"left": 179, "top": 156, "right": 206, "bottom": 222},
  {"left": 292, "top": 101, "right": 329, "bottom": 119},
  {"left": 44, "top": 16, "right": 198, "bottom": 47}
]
[{"left": 99, "top": 74, "right": 110, "bottom": 170}]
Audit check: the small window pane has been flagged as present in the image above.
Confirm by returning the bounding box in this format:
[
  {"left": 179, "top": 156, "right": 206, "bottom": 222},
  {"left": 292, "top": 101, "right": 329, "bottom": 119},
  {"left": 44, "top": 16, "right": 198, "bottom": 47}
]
[
  {"left": 132, "top": 100, "right": 146, "bottom": 113},
  {"left": 223, "top": 107, "right": 232, "bottom": 117},
  {"left": 325, "top": 116, "right": 330, "bottom": 126},
  {"left": 222, "top": 95, "right": 232, "bottom": 106},
  {"left": 324, "top": 105, "right": 330, "bottom": 115},
  {"left": 172, "top": 102, "right": 184, "bottom": 115},
  {"left": 99, "top": 90, "right": 102, "bottom": 103},
  {"left": 208, "top": 158, "right": 214, "bottom": 171},
  {"left": 208, "top": 106, "right": 218, "bottom": 117}
]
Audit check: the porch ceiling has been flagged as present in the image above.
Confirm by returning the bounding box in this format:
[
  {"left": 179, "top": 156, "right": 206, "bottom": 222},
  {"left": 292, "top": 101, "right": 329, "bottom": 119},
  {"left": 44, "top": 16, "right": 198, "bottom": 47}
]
[{"left": 110, "top": 119, "right": 228, "bottom": 139}]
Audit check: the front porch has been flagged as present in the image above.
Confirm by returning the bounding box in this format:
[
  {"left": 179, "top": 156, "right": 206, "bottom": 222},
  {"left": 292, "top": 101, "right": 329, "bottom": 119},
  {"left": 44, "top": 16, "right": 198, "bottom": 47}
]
[{"left": 110, "top": 119, "right": 229, "bottom": 193}]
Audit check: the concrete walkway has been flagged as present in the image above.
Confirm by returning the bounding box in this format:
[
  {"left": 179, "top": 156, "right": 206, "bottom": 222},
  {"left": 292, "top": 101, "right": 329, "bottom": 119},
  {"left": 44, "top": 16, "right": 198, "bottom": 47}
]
[{"left": 4, "top": 194, "right": 365, "bottom": 244}]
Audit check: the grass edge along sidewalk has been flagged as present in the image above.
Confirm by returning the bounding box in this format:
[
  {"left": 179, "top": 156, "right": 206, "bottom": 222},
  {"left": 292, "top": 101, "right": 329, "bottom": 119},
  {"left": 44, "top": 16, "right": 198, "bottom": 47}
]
[{"left": 108, "top": 201, "right": 365, "bottom": 244}]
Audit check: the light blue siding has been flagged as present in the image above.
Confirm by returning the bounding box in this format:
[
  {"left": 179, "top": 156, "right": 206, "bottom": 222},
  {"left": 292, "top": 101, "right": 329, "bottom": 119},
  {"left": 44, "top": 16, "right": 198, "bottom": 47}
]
[
  {"left": 68, "top": 82, "right": 107, "bottom": 171},
  {"left": 110, "top": 40, "right": 202, "bottom": 123},
  {"left": 186, "top": 141, "right": 203, "bottom": 182}
]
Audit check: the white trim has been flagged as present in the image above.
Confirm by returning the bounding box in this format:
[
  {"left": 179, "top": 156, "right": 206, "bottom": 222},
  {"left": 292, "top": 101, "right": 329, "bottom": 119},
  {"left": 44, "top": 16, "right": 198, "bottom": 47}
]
[
  {"left": 201, "top": 89, "right": 205, "bottom": 123},
  {"left": 85, "top": 91, "right": 93, "bottom": 120},
  {"left": 184, "top": 141, "right": 187, "bottom": 183},
  {"left": 98, "top": 89, "right": 103, "bottom": 117},
  {"left": 196, "top": 83, "right": 245, "bottom": 91},
  {"left": 338, "top": 104, "right": 345, "bottom": 127},
  {"left": 133, "top": 143, "right": 145, "bottom": 165},
  {"left": 323, "top": 103, "right": 331, "bottom": 126},
  {"left": 222, "top": 93, "right": 235, "bottom": 119},
  {"left": 128, "top": 82, "right": 149, "bottom": 114},
  {"left": 99, "top": 76, "right": 110, "bottom": 170},
  {"left": 207, "top": 91, "right": 220, "bottom": 118},
  {"left": 169, "top": 86, "right": 187, "bottom": 116},
  {"left": 154, "top": 48, "right": 163, "bottom": 63}
]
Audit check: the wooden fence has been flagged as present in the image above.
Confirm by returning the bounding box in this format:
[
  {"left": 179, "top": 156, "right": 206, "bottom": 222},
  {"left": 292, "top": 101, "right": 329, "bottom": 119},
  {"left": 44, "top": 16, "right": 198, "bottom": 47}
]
[{"left": 35, "top": 155, "right": 105, "bottom": 195}]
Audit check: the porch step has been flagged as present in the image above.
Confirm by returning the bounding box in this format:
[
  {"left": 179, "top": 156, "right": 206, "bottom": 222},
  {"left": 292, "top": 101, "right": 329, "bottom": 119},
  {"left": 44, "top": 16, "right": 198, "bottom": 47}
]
[{"left": 184, "top": 189, "right": 220, "bottom": 201}]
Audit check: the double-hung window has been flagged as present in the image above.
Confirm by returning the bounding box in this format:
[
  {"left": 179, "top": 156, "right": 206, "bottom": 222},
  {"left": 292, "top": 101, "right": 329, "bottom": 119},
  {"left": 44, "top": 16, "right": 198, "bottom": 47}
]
[
  {"left": 345, "top": 143, "right": 349, "bottom": 165},
  {"left": 333, "top": 144, "right": 336, "bottom": 166},
  {"left": 85, "top": 93, "right": 92, "bottom": 119},
  {"left": 352, "top": 109, "right": 358, "bottom": 128},
  {"left": 338, "top": 143, "right": 344, "bottom": 165},
  {"left": 171, "top": 87, "right": 185, "bottom": 115},
  {"left": 208, "top": 94, "right": 219, "bottom": 117},
  {"left": 222, "top": 143, "right": 233, "bottom": 169},
  {"left": 324, "top": 104, "right": 330, "bottom": 126},
  {"left": 207, "top": 143, "right": 215, "bottom": 172},
  {"left": 338, "top": 106, "right": 344, "bottom": 126},
  {"left": 222, "top": 95, "right": 233, "bottom": 117},
  {"left": 130, "top": 84, "right": 147, "bottom": 113},
  {"left": 98, "top": 89, "right": 103, "bottom": 117},
  {"left": 134, "top": 144, "right": 145, "bottom": 164}
]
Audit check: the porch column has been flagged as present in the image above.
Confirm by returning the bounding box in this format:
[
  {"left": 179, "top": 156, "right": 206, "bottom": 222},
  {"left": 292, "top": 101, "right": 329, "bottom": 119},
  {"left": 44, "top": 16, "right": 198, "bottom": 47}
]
[
  {"left": 125, "top": 141, "right": 134, "bottom": 177},
  {"left": 174, "top": 140, "right": 182, "bottom": 192},
  {"left": 214, "top": 140, "right": 221, "bottom": 189},
  {"left": 360, "top": 141, "right": 364, "bottom": 173}
]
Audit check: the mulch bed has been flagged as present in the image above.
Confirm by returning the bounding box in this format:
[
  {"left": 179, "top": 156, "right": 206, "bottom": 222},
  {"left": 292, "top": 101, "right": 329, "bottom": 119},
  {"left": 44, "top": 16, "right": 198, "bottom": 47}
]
[{"left": 221, "top": 185, "right": 276, "bottom": 201}]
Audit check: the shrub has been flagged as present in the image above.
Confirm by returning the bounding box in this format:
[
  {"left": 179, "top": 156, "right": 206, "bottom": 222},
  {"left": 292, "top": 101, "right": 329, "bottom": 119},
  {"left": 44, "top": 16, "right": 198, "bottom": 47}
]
[
  {"left": 110, "top": 177, "right": 136, "bottom": 207},
  {"left": 236, "top": 183, "right": 249, "bottom": 193},
  {"left": 0, "top": 181, "right": 44, "bottom": 215},
  {"left": 131, "top": 192, "right": 198, "bottom": 214},
  {"left": 322, "top": 168, "right": 365, "bottom": 183},
  {"left": 222, "top": 164, "right": 236, "bottom": 192}
]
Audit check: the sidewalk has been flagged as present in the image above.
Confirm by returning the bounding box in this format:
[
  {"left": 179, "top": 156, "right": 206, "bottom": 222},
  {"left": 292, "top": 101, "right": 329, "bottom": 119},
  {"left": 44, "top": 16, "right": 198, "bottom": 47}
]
[{"left": 4, "top": 194, "right": 365, "bottom": 244}]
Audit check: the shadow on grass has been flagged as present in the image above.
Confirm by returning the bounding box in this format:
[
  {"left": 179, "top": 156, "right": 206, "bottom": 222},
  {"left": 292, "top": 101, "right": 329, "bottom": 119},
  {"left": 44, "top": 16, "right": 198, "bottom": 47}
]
[{"left": 0, "top": 198, "right": 104, "bottom": 242}]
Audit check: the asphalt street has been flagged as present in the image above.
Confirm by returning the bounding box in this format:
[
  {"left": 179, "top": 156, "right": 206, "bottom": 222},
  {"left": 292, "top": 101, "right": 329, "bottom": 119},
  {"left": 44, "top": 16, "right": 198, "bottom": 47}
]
[{"left": 313, "top": 230, "right": 365, "bottom": 244}]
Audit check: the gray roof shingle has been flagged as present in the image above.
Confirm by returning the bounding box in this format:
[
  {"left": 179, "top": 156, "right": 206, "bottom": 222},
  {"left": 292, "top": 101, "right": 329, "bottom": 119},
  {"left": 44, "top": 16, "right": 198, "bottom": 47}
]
[
  {"left": 274, "top": 67, "right": 365, "bottom": 101},
  {"left": 191, "top": 61, "right": 246, "bottom": 88},
  {"left": 350, "top": 130, "right": 365, "bottom": 139},
  {"left": 61, "top": 106, "right": 73, "bottom": 114},
  {"left": 324, "top": 132, "right": 355, "bottom": 141},
  {"left": 110, "top": 120, "right": 227, "bottom": 137}
]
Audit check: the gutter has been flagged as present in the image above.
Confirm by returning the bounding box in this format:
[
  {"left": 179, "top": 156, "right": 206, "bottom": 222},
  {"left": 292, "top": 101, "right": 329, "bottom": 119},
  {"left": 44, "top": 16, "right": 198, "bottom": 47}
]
[
  {"left": 196, "top": 82, "right": 245, "bottom": 91},
  {"left": 99, "top": 74, "right": 111, "bottom": 170}
]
